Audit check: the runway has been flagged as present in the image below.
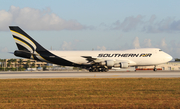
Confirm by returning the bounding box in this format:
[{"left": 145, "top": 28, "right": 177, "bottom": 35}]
[{"left": 0, "top": 71, "right": 180, "bottom": 79}]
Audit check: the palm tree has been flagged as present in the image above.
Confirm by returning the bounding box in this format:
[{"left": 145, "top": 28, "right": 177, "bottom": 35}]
[
  {"left": 25, "top": 60, "right": 31, "bottom": 68},
  {"left": 7, "top": 59, "right": 12, "bottom": 68},
  {"left": 31, "top": 62, "right": 35, "bottom": 68},
  {"left": 18, "top": 59, "right": 23, "bottom": 68},
  {"left": 1, "top": 59, "right": 6, "bottom": 70},
  {"left": 14, "top": 59, "right": 17, "bottom": 68},
  {"left": 0, "top": 59, "right": 5, "bottom": 67},
  {"left": 0, "top": 59, "right": 2, "bottom": 68},
  {"left": 10, "top": 59, "right": 15, "bottom": 68}
]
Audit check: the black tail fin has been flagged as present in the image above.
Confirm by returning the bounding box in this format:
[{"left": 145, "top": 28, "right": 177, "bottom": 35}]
[
  {"left": 9, "top": 26, "right": 76, "bottom": 66},
  {"left": 9, "top": 26, "right": 47, "bottom": 53}
]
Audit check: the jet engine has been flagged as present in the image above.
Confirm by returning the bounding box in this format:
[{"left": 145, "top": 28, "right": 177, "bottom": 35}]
[
  {"left": 99, "top": 60, "right": 114, "bottom": 67},
  {"left": 113, "top": 62, "right": 128, "bottom": 68},
  {"left": 120, "top": 62, "right": 128, "bottom": 68},
  {"left": 99, "top": 60, "right": 129, "bottom": 68},
  {"left": 106, "top": 60, "right": 114, "bottom": 67}
]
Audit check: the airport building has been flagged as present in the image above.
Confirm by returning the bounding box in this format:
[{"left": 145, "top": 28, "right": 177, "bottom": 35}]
[
  {"left": 1, "top": 59, "right": 47, "bottom": 68},
  {"left": 0, "top": 59, "right": 72, "bottom": 71}
]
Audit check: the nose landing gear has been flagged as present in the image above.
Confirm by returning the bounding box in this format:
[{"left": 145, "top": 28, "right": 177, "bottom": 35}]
[{"left": 153, "top": 66, "right": 157, "bottom": 71}]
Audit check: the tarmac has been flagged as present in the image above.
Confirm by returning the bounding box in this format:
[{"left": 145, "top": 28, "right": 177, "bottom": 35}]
[{"left": 0, "top": 70, "right": 180, "bottom": 79}]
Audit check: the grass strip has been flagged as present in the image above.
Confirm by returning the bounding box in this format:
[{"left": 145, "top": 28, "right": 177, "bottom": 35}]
[{"left": 0, "top": 78, "right": 180, "bottom": 108}]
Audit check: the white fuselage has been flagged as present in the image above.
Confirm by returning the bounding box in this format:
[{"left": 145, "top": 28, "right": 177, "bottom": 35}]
[{"left": 49, "top": 48, "right": 172, "bottom": 66}]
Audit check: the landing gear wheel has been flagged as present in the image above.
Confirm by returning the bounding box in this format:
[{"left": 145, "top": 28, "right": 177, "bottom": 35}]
[
  {"left": 95, "top": 68, "right": 99, "bottom": 72},
  {"left": 104, "top": 68, "right": 108, "bottom": 72},
  {"left": 89, "top": 68, "right": 99, "bottom": 72},
  {"left": 153, "top": 68, "right": 157, "bottom": 71},
  {"left": 153, "top": 65, "right": 157, "bottom": 71},
  {"left": 89, "top": 66, "right": 109, "bottom": 72},
  {"left": 92, "top": 68, "right": 96, "bottom": 72},
  {"left": 89, "top": 69, "right": 92, "bottom": 72}
]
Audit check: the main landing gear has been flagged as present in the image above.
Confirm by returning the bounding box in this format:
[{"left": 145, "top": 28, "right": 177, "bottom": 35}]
[{"left": 89, "top": 66, "right": 109, "bottom": 72}]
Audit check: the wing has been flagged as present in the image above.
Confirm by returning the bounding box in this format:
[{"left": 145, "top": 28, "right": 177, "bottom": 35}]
[
  {"left": 82, "top": 56, "right": 136, "bottom": 67},
  {"left": 81, "top": 56, "right": 98, "bottom": 63}
]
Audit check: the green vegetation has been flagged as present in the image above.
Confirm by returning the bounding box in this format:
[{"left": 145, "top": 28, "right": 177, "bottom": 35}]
[
  {"left": 0, "top": 58, "right": 37, "bottom": 71},
  {"left": 0, "top": 78, "right": 179, "bottom": 108},
  {"left": 175, "top": 58, "right": 180, "bottom": 61},
  {"left": 0, "top": 67, "right": 25, "bottom": 71}
]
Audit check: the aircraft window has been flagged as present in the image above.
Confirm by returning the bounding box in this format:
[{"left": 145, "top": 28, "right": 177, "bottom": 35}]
[{"left": 159, "top": 50, "right": 162, "bottom": 51}]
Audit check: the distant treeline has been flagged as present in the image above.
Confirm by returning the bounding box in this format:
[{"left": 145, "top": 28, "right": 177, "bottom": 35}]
[
  {"left": 175, "top": 58, "right": 180, "bottom": 61},
  {"left": 0, "top": 67, "right": 25, "bottom": 71}
]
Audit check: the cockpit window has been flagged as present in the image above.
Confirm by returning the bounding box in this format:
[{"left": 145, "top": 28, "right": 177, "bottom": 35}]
[{"left": 159, "top": 50, "right": 162, "bottom": 51}]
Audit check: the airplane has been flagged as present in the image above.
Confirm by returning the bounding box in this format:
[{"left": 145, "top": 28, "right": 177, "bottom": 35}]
[{"left": 9, "top": 26, "right": 173, "bottom": 72}]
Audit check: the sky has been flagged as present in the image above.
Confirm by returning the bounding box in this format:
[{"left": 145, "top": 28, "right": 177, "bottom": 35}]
[{"left": 0, "top": 0, "right": 180, "bottom": 59}]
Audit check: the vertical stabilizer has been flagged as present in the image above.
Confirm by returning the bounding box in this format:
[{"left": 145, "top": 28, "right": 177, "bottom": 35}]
[{"left": 9, "top": 26, "right": 47, "bottom": 53}]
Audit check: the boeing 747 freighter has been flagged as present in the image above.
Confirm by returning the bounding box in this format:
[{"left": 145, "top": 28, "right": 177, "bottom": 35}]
[{"left": 9, "top": 26, "right": 173, "bottom": 72}]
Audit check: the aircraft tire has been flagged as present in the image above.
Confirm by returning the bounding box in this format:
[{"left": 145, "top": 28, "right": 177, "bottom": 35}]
[
  {"left": 153, "top": 68, "right": 157, "bottom": 71},
  {"left": 95, "top": 68, "right": 99, "bottom": 72},
  {"left": 104, "top": 68, "right": 108, "bottom": 72}
]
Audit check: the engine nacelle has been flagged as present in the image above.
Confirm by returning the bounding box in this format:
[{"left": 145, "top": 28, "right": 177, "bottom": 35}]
[
  {"left": 105, "top": 60, "right": 114, "bottom": 67},
  {"left": 100, "top": 60, "right": 129, "bottom": 68},
  {"left": 99, "top": 61, "right": 106, "bottom": 66},
  {"left": 113, "top": 62, "right": 129, "bottom": 68},
  {"left": 120, "top": 62, "right": 128, "bottom": 68}
]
